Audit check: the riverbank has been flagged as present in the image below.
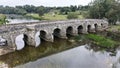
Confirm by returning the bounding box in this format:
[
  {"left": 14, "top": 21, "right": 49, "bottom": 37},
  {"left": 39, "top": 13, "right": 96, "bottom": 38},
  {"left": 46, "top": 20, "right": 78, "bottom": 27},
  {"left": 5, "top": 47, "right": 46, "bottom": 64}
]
[{"left": 85, "top": 34, "right": 119, "bottom": 48}]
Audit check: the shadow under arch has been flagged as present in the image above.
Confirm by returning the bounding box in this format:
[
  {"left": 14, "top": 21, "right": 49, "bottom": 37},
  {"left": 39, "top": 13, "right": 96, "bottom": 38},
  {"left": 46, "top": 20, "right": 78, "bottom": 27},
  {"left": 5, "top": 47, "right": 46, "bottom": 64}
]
[
  {"left": 77, "top": 25, "right": 83, "bottom": 34},
  {"left": 53, "top": 28, "right": 61, "bottom": 39},
  {"left": 66, "top": 26, "right": 73, "bottom": 38},
  {"left": 87, "top": 25, "right": 91, "bottom": 33},
  {"left": 40, "top": 30, "right": 47, "bottom": 41},
  {"left": 15, "top": 34, "right": 28, "bottom": 50}
]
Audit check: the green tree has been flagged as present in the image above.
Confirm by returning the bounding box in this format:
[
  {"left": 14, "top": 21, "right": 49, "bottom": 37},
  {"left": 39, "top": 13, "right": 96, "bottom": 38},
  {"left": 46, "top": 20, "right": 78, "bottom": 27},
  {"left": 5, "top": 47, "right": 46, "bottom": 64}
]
[
  {"left": 89, "top": 0, "right": 120, "bottom": 25},
  {"left": 37, "top": 6, "right": 45, "bottom": 16},
  {"left": 0, "top": 14, "right": 7, "bottom": 24}
]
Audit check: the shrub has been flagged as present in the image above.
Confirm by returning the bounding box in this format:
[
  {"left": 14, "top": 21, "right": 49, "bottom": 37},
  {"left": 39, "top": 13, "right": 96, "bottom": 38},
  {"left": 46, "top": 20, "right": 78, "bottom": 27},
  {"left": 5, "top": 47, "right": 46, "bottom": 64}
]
[
  {"left": 0, "top": 14, "right": 7, "bottom": 24},
  {"left": 67, "top": 12, "right": 78, "bottom": 19}
]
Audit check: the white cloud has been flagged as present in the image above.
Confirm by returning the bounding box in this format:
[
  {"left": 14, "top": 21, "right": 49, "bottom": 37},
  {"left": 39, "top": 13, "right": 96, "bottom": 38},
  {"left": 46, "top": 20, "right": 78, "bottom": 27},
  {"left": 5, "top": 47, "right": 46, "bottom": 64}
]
[{"left": 0, "top": 0, "right": 91, "bottom": 7}]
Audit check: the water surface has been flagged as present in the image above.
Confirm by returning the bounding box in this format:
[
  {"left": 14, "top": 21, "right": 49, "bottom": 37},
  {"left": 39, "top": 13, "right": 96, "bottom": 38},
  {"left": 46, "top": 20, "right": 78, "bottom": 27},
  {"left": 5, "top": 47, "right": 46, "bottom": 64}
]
[{"left": 14, "top": 44, "right": 120, "bottom": 68}]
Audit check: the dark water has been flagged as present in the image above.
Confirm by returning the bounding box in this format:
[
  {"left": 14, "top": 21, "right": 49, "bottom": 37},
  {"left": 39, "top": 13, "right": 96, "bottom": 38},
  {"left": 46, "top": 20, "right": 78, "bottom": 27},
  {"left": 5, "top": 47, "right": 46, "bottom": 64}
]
[{"left": 0, "top": 35, "right": 120, "bottom": 68}]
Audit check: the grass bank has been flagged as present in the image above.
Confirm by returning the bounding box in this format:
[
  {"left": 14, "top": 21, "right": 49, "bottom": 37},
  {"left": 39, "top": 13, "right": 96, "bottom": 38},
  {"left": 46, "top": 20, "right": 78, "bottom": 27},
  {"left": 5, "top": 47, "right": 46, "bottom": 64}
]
[
  {"left": 86, "top": 34, "right": 118, "bottom": 48},
  {"left": 73, "top": 34, "right": 119, "bottom": 48},
  {"left": 25, "top": 13, "right": 44, "bottom": 20}
]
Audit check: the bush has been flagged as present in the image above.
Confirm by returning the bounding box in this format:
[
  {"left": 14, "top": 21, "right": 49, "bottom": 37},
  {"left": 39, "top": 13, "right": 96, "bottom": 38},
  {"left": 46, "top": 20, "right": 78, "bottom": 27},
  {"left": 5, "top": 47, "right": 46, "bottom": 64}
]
[
  {"left": 0, "top": 14, "right": 7, "bottom": 24},
  {"left": 67, "top": 12, "right": 78, "bottom": 19}
]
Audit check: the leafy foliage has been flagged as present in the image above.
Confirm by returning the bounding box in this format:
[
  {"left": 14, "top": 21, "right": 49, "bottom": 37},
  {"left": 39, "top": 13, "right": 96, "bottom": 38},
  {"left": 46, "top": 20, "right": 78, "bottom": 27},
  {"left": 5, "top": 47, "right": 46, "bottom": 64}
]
[
  {"left": 89, "top": 0, "right": 120, "bottom": 24},
  {"left": 0, "top": 14, "right": 7, "bottom": 24}
]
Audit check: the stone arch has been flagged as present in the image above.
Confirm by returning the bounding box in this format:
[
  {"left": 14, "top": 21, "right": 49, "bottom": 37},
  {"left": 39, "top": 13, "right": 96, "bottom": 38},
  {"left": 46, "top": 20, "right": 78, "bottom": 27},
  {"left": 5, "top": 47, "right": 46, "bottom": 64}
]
[
  {"left": 87, "top": 25, "right": 91, "bottom": 33},
  {"left": 40, "top": 30, "right": 47, "bottom": 41},
  {"left": 53, "top": 28, "right": 61, "bottom": 38},
  {"left": 66, "top": 26, "right": 73, "bottom": 35},
  {"left": 15, "top": 34, "right": 28, "bottom": 50},
  {"left": 77, "top": 25, "right": 83, "bottom": 34},
  {"left": 94, "top": 24, "right": 98, "bottom": 31}
]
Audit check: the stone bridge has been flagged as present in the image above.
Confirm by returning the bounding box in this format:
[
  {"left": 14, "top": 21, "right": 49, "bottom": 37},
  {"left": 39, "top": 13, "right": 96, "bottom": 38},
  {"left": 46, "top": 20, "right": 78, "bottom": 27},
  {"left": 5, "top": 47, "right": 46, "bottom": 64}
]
[{"left": 0, "top": 19, "right": 108, "bottom": 50}]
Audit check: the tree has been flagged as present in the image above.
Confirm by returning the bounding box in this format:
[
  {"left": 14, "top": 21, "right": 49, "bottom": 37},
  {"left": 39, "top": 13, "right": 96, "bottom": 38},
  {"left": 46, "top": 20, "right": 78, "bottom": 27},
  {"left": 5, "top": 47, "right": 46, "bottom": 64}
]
[
  {"left": 36, "top": 6, "right": 45, "bottom": 16},
  {"left": 59, "top": 7, "right": 70, "bottom": 15},
  {"left": 89, "top": 0, "right": 120, "bottom": 24}
]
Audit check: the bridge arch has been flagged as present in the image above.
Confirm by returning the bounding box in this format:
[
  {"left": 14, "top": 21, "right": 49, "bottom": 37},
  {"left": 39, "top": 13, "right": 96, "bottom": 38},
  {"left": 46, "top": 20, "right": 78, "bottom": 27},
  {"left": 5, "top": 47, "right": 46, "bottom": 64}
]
[
  {"left": 53, "top": 28, "right": 61, "bottom": 38},
  {"left": 15, "top": 34, "right": 28, "bottom": 50},
  {"left": 66, "top": 26, "right": 73, "bottom": 35},
  {"left": 77, "top": 25, "right": 83, "bottom": 34},
  {"left": 87, "top": 25, "right": 91, "bottom": 33},
  {"left": 40, "top": 30, "right": 47, "bottom": 41}
]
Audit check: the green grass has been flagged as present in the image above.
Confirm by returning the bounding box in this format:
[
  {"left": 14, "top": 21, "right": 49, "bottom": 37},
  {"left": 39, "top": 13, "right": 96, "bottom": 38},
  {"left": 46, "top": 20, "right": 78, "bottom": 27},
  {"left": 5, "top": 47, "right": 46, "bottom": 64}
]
[
  {"left": 44, "top": 13, "right": 67, "bottom": 20},
  {"left": 25, "top": 13, "right": 43, "bottom": 20},
  {"left": 26, "top": 13, "right": 84, "bottom": 21},
  {"left": 86, "top": 34, "right": 117, "bottom": 48}
]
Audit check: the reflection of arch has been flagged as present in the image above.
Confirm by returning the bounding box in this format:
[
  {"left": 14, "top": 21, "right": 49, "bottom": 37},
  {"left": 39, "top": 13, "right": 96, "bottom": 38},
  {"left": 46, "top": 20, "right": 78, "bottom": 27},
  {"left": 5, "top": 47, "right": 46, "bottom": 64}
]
[
  {"left": 94, "top": 24, "right": 98, "bottom": 31},
  {"left": 77, "top": 25, "right": 83, "bottom": 34},
  {"left": 53, "top": 28, "right": 61, "bottom": 38},
  {"left": 15, "top": 34, "right": 28, "bottom": 50},
  {"left": 40, "top": 30, "right": 47, "bottom": 41},
  {"left": 66, "top": 26, "right": 73, "bottom": 35},
  {"left": 87, "top": 25, "right": 91, "bottom": 33}
]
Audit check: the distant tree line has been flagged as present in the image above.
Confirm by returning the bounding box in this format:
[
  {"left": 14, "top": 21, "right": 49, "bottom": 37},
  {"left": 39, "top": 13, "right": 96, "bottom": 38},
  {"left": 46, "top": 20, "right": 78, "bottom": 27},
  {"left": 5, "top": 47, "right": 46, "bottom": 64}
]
[
  {"left": 0, "top": 0, "right": 119, "bottom": 25},
  {"left": 0, "top": 5, "right": 89, "bottom": 16}
]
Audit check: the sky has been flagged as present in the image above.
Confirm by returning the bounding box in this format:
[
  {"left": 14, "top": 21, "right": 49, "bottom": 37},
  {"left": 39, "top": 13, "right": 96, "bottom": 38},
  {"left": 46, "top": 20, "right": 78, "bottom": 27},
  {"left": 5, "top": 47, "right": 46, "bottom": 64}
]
[{"left": 0, "top": 0, "right": 91, "bottom": 7}]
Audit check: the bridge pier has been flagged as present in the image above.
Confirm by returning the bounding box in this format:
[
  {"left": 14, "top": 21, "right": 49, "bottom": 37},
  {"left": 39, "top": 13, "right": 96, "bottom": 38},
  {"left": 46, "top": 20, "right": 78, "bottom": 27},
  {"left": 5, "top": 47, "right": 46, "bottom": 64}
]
[
  {"left": 45, "top": 33, "right": 54, "bottom": 42},
  {"left": 60, "top": 29, "right": 67, "bottom": 39},
  {"left": 27, "top": 35, "right": 36, "bottom": 46},
  {"left": 82, "top": 23, "right": 88, "bottom": 34},
  {"left": 2, "top": 34, "right": 16, "bottom": 50},
  {"left": 26, "top": 25, "right": 36, "bottom": 46},
  {"left": 72, "top": 26, "right": 78, "bottom": 36}
]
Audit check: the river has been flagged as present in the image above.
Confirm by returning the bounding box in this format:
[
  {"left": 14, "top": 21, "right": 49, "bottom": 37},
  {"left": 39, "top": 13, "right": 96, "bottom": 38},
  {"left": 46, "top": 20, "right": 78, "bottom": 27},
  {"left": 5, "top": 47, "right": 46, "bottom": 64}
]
[
  {"left": 6, "top": 14, "right": 40, "bottom": 24},
  {"left": 15, "top": 45, "right": 120, "bottom": 68}
]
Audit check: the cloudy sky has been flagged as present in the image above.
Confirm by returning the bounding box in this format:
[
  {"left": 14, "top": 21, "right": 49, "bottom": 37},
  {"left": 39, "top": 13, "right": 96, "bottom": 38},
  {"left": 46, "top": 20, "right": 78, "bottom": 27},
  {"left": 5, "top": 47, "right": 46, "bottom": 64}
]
[{"left": 0, "top": 0, "right": 91, "bottom": 7}]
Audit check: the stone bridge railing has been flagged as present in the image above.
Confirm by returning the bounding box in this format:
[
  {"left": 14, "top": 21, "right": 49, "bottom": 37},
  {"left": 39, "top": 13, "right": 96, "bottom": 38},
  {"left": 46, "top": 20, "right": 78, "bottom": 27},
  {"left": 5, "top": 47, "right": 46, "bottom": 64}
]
[{"left": 0, "top": 19, "right": 108, "bottom": 50}]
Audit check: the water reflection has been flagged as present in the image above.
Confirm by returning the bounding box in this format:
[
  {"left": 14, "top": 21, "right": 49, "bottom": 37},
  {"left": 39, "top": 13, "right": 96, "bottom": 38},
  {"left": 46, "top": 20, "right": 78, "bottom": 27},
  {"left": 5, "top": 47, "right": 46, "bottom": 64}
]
[{"left": 15, "top": 45, "right": 120, "bottom": 68}]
